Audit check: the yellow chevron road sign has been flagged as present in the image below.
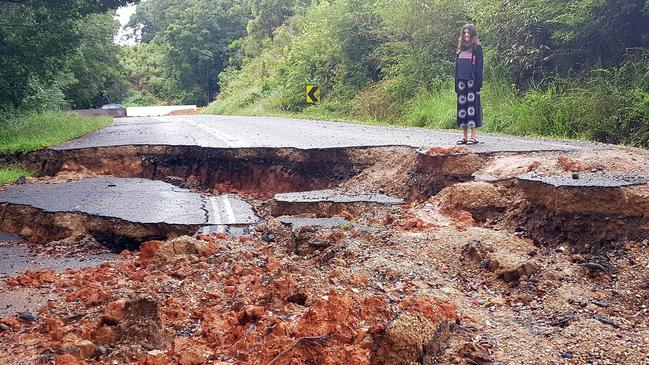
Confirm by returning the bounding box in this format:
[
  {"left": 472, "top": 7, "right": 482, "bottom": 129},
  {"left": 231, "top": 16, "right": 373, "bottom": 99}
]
[{"left": 306, "top": 85, "right": 320, "bottom": 104}]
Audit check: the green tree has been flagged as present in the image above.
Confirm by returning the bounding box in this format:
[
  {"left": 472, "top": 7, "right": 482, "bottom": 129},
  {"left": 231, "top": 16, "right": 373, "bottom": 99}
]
[
  {"left": 64, "top": 13, "right": 129, "bottom": 108},
  {"left": 126, "top": 0, "right": 251, "bottom": 105},
  {"left": 375, "top": 0, "right": 467, "bottom": 91},
  {"left": 0, "top": 0, "right": 137, "bottom": 112},
  {"left": 119, "top": 42, "right": 176, "bottom": 103},
  {"left": 478, "top": 0, "right": 649, "bottom": 86},
  {"left": 125, "top": 0, "right": 184, "bottom": 43},
  {"left": 247, "top": 0, "right": 313, "bottom": 41}
]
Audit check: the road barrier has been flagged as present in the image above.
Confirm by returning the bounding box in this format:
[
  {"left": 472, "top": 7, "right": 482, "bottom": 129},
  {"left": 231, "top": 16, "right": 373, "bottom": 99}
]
[
  {"left": 75, "top": 108, "right": 127, "bottom": 118},
  {"left": 126, "top": 105, "right": 197, "bottom": 117}
]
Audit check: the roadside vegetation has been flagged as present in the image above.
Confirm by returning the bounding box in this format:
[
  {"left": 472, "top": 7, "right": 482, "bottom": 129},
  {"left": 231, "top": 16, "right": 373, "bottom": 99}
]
[
  {"left": 2, "top": 0, "right": 648, "bottom": 147},
  {"left": 0, "top": 111, "right": 111, "bottom": 185},
  {"left": 1, "top": 1, "right": 133, "bottom": 185},
  {"left": 0, "top": 1, "right": 133, "bottom": 117},
  {"left": 0, "top": 166, "right": 33, "bottom": 186},
  {"left": 0, "top": 112, "right": 112, "bottom": 154},
  {"left": 206, "top": 0, "right": 649, "bottom": 147}
]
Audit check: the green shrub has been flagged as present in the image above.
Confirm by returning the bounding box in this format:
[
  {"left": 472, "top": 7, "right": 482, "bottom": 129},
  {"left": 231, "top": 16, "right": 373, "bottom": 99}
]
[
  {"left": 122, "top": 91, "right": 159, "bottom": 107},
  {"left": 354, "top": 80, "right": 405, "bottom": 120},
  {"left": 206, "top": 0, "right": 649, "bottom": 148}
]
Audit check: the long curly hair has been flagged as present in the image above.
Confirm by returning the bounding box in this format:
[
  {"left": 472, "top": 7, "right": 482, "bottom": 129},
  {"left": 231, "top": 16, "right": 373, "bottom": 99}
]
[{"left": 457, "top": 24, "right": 481, "bottom": 53}]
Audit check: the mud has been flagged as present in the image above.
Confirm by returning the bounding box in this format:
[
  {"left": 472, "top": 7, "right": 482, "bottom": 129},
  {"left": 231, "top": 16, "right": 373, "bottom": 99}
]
[
  {"left": 4, "top": 121, "right": 649, "bottom": 364},
  {"left": 4, "top": 216, "right": 647, "bottom": 364},
  {"left": 21, "top": 145, "right": 501, "bottom": 200},
  {"left": 500, "top": 200, "right": 649, "bottom": 248},
  {"left": 25, "top": 146, "right": 397, "bottom": 198},
  {"left": 452, "top": 179, "right": 649, "bottom": 247}
]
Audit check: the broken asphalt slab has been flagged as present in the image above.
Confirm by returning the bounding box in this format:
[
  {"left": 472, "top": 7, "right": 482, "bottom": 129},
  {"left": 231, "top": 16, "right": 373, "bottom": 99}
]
[
  {"left": 0, "top": 177, "right": 258, "bottom": 226},
  {"left": 0, "top": 232, "right": 115, "bottom": 317},
  {"left": 53, "top": 115, "right": 607, "bottom": 153},
  {"left": 514, "top": 172, "right": 649, "bottom": 188},
  {"left": 272, "top": 190, "right": 404, "bottom": 217},
  {"left": 274, "top": 190, "right": 404, "bottom": 205},
  {"left": 280, "top": 216, "right": 350, "bottom": 229},
  {"left": 0, "top": 244, "right": 114, "bottom": 280}
]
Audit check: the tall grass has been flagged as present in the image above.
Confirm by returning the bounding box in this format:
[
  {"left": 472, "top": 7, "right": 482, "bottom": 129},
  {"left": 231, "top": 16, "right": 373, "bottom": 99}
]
[
  {"left": 0, "top": 111, "right": 112, "bottom": 154},
  {"left": 209, "top": 78, "right": 649, "bottom": 148},
  {"left": 0, "top": 166, "right": 33, "bottom": 185},
  {"left": 208, "top": 56, "right": 649, "bottom": 148}
]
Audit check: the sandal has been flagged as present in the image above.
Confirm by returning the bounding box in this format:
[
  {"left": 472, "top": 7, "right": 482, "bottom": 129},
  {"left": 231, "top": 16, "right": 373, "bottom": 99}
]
[
  {"left": 456, "top": 138, "right": 467, "bottom": 145},
  {"left": 466, "top": 138, "right": 478, "bottom": 145}
]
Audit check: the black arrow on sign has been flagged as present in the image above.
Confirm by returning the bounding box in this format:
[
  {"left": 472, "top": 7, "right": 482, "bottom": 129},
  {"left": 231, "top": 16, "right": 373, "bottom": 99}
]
[{"left": 307, "top": 86, "right": 319, "bottom": 103}]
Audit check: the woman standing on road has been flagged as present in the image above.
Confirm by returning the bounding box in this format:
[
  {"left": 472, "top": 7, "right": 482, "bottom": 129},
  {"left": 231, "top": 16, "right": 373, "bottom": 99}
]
[{"left": 455, "top": 24, "right": 483, "bottom": 145}]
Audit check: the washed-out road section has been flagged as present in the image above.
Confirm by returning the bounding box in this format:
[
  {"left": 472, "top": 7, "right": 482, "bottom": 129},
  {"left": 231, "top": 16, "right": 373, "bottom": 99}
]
[
  {"left": 0, "top": 114, "right": 637, "bottom": 248},
  {"left": 0, "top": 177, "right": 257, "bottom": 226}
]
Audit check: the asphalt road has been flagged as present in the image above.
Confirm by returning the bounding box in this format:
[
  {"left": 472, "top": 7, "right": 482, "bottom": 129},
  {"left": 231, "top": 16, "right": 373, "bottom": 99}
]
[
  {"left": 54, "top": 115, "right": 605, "bottom": 153},
  {"left": 0, "top": 177, "right": 258, "bottom": 226},
  {"left": 275, "top": 190, "right": 405, "bottom": 204}
]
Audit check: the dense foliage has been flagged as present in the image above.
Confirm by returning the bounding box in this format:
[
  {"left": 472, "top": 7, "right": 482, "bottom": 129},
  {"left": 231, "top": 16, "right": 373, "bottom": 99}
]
[
  {"left": 0, "top": 0, "right": 135, "bottom": 115},
  {"left": 124, "top": 0, "right": 251, "bottom": 105},
  {"left": 208, "top": 0, "right": 649, "bottom": 147}
]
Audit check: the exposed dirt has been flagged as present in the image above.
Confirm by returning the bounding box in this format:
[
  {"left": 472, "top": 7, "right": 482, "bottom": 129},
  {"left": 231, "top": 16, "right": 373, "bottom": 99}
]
[
  {"left": 25, "top": 146, "right": 392, "bottom": 199},
  {"left": 1, "top": 143, "right": 649, "bottom": 364},
  {"left": 472, "top": 147, "right": 649, "bottom": 180},
  {"left": 1, "top": 213, "right": 648, "bottom": 364},
  {"left": 0, "top": 204, "right": 199, "bottom": 251},
  {"left": 166, "top": 109, "right": 198, "bottom": 116}
]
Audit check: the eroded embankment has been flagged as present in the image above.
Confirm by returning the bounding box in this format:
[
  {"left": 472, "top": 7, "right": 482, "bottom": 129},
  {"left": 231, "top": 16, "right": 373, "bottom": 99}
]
[
  {"left": 9, "top": 144, "right": 649, "bottom": 248},
  {"left": 436, "top": 179, "right": 649, "bottom": 248},
  {"left": 26, "top": 146, "right": 397, "bottom": 198},
  {"left": 0, "top": 203, "right": 200, "bottom": 250},
  {"left": 24, "top": 145, "right": 490, "bottom": 199}
]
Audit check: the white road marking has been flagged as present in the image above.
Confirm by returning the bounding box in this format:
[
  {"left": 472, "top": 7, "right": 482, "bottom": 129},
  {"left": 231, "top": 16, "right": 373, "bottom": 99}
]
[
  {"left": 209, "top": 196, "right": 226, "bottom": 233},
  {"left": 170, "top": 117, "right": 244, "bottom": 148},
  {"left": 208, "top": 195, "right": 237, "bottom": 225},
  {"left": 221, "top": 195, "right": 237, "bottom": 224},
  {"left": 193, "top": 123, "right": 243, "bottom": 148},
  {"left": 209, "top": 196, "right": 223, "bottom": 224}
]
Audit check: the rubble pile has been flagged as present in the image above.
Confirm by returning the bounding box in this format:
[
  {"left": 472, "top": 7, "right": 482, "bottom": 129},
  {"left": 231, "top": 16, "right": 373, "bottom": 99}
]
[{"left": 0, "top": 232, "right": 460, "bottom": 364}]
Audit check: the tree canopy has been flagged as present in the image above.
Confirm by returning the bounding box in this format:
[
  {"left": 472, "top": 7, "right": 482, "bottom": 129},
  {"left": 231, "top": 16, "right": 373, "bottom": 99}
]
[
  {"left": 2, "top": 0, "right": 648, "bottom": 147},
  {"left": 0, "top": 0, "right": 137, "bottom": 113},
  {"left": 125, "top": 0, "right": 251, "bottom": 105}
]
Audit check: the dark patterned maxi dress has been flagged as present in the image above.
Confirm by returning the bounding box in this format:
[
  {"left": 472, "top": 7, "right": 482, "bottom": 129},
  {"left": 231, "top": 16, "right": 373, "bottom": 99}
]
[{"left": 455, "top": 47, "right": 483, "bottom": 129}]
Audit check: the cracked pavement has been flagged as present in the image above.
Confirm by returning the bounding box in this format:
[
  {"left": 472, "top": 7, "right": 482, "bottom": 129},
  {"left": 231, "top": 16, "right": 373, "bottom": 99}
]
[{"left": 0, "top": 177, "right": 257, "bottom": 226}]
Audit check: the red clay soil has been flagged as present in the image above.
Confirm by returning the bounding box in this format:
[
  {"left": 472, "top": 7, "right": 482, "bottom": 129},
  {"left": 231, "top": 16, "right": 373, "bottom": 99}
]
[
  {"left": 2, "top": 207, "right": 649, "bottom": 364},
  {"left": 0, "top": 234, "right": 456, "bottom": 365},
  {"left": 3, "top": 144, "right": 649, "bottom": 364},
  {"left": 166, "top": 109, "right": 198, "bottom": 116},
  {"left": 426, "top": 147, "right": 470, "bottom": 156}
]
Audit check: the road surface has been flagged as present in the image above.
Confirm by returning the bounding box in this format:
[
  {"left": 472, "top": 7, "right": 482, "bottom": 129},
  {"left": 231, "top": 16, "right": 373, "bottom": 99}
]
[
  {"left": 0, "top": 177, "right": 258, "bottom": 226},
  {"left": 0, "top": 114, "right": 639, "bottom": 244},
  {"left": 55, "top": 115, "right": 605, "bottom": 153}
]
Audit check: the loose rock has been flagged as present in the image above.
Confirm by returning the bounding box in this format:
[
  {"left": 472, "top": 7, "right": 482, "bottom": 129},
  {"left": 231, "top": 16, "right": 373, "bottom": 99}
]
[
  {"left": 372, "top": 311, "right": 452, "bottom": 365},
  {"left": 18, "top": 311, "right": 38, "bottom": 322}
]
